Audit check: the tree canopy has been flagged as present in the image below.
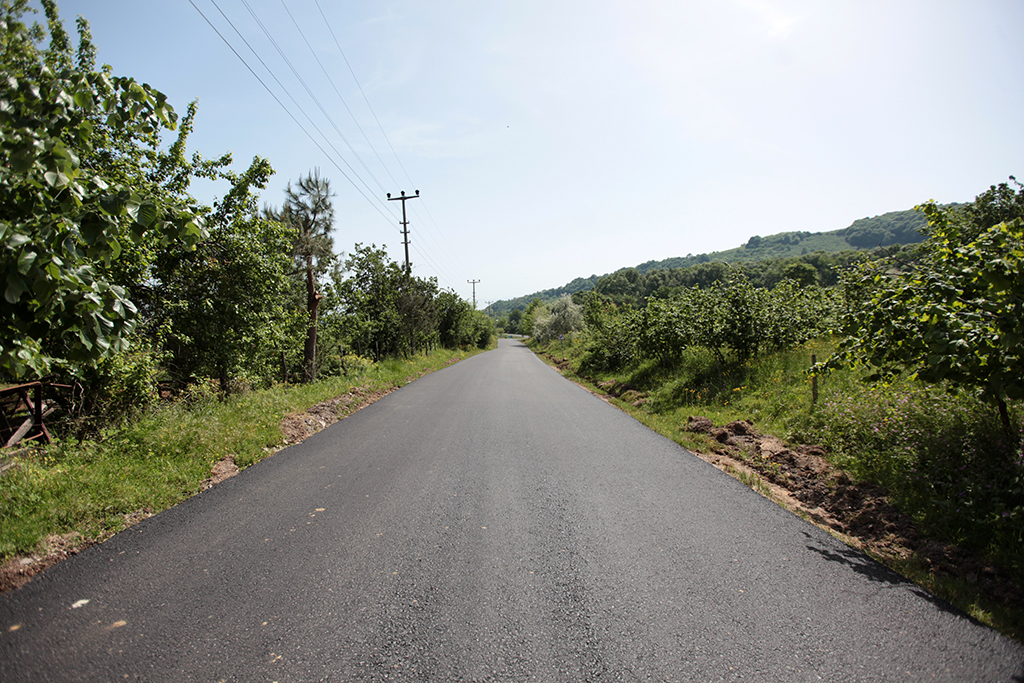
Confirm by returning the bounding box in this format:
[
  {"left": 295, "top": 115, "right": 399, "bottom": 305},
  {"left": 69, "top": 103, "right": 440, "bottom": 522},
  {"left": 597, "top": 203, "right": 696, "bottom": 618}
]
[
  {"left": 0, "top": 0, "right": 207, "bottom": 379},
  {"left": 828, "top": 178, "right": 1024, "bottom": 432}
]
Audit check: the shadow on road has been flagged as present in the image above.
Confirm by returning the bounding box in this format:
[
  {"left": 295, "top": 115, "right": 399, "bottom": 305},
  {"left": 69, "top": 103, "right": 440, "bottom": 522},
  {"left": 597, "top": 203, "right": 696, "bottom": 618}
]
[{"left": 802, "top": 532, "right": 971, "bottom": 622}]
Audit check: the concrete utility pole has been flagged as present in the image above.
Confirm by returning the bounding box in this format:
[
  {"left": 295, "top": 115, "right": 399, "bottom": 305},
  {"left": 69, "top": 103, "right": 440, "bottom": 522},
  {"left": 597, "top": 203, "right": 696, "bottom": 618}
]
[
  {"left": 387, "top": 190, "right": 420, "bottom": 275},
  {"left": 467, "top": 279, "right": 480, "bottom": 309}
]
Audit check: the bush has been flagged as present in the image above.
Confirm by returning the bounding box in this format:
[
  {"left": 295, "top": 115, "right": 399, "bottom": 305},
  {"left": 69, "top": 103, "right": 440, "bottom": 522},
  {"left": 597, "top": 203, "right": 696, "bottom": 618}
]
[
  {"left": 68, "top": 347, "right": 161, "bottom": 431},
  {"left": 533, "top": 295, "right": 583, "bottom": 343},
  {"left": 794, "top": 377, "right": 1024, "bottom": 573}
]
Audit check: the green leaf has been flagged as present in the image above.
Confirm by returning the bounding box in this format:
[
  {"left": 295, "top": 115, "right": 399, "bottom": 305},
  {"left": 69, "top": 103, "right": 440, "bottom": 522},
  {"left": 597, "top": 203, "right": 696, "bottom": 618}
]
[
  {"left": 4, "top": 275, "right": 27, "bottom": 304},
  {"left": 136, "top": 201, "right": 158, "bottom": 228},
  {"left": 6, "top": 233, "right": 31, "bottom": 248},
  {"left": 125, "top": 195, "right": 141, "bottom": 221},
  {"left": 17, "top": 251, "right": 37, "bottom": 275},
  {"left": 10, "top": 148, "right": 36, "bottom": 173},
  {"left": 72, "top": 89, "right": 93, "bottom": 110}
]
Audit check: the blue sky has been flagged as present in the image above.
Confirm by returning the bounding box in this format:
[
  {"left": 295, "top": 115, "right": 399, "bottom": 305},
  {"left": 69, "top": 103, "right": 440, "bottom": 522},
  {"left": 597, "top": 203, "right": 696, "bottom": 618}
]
[{"left": 40, "top": 0, "right": 1024, "bottom": 305}]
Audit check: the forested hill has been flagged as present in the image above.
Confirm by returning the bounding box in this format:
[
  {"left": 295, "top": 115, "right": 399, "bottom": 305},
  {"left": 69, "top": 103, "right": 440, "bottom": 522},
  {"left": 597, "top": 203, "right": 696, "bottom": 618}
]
[{"left": 490, "top": 208, "right": 928, "bottom": 314}]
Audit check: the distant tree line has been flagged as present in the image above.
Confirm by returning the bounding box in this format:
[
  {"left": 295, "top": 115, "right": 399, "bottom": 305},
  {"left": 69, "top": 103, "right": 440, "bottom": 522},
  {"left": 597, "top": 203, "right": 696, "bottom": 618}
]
[
  {"left": 495, "top": 247, "right": 910, "bottom": 332},
  {"left": 490, "top": 209, "right": 928, "bottom": 316}
]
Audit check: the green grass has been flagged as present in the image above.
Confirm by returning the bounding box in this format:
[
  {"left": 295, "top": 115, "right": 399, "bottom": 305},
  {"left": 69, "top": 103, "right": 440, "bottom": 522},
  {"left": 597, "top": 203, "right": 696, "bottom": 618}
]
[
  {"left": 530, "top": 334, "right": 1024, "bottom": 641},
  {"left": 0, "top": 345, "right": 487, "bottom": 561}
]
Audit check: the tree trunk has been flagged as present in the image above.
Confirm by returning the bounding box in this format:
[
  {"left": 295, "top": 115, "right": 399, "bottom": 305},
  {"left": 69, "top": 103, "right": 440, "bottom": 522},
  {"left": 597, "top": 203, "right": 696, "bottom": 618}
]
[
  {"left": 304, "top": 266, "right": 322, "bottom": 383},
  {"left": 998, "top": 397, "right": 1012, "bottom": 437}
]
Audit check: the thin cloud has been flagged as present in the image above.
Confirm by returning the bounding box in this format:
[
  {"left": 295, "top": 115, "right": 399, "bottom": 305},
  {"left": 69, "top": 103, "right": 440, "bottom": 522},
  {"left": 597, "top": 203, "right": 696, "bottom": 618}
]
[{"left": 738, "top": 0, "right": 802, "bottom": 38}]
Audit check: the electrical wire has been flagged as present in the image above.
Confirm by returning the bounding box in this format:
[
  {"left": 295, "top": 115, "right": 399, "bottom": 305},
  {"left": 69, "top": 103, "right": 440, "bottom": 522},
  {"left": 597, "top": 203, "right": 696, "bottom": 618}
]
[
  {"left": 235, "top": 0, "right": 396, "bottom": 220},
  {"left": 191, "top": 0, "right": 470, "bottom": 290},
  {"left": 312, "top": 0, "right": 469, "bottom": 279},
  {"left": 191, "top": 0, "right": 400, "bottom": 231},
  {"left": 276, "top": 0, "right": 468, "bottom": 288}
]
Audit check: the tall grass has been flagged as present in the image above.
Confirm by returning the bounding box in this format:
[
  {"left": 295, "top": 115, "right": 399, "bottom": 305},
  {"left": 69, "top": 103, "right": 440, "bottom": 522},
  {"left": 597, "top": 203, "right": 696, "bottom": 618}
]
[
  {"left": 0, "top": 346, "right": 484, "bottom": 560},
  {"left": 791, "top": 375, "right": 1023, "bottom": 575}
]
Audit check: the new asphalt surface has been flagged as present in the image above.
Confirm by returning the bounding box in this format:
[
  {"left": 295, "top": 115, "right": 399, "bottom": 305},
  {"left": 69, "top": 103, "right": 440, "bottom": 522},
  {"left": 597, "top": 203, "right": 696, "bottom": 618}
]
[{"left": 2, "top": 338, "right": 1023, "bottom": 681}]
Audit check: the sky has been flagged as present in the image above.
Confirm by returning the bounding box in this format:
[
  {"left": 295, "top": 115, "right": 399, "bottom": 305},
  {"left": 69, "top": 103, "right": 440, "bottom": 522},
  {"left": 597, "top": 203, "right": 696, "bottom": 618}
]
[{"left": 37, "top": 0, "right": 1024, "bottom": 307}]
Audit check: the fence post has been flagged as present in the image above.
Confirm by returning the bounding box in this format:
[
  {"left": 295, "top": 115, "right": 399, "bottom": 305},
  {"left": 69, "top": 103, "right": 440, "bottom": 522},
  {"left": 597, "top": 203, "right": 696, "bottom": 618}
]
[{"left": 811, "top": 354, "right": 818, "bottom": 405}]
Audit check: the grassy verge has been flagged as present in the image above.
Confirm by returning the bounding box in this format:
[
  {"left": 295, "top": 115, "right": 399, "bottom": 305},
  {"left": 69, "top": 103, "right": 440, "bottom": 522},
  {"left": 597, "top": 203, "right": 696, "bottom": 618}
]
[
  {"left": 0, "top": 345, "right": 488, "bottom": 563},
  {"left": 528, "top": 335, "right": 1024, "bottom": 642}
]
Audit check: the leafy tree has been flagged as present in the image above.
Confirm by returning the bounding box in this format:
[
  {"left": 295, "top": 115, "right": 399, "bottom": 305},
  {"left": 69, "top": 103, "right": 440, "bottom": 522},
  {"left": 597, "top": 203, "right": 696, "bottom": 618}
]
[
  {"left": 533, "top": 294, "right": 584, "bottom": 343},
  {"left": 0, "top": 1, "right": 204, "bottom": 380},
  {"left": 594, "top": 268, "right": 643, "bottom": 305},
  {"left": 781, "top": 262, "right": 818, "bottom": 287},
  {"left": 436, "top": 289, "right": 473, "bottom": 348},
  {"left": 828, "top": 179, "right": 1024, "bottom": 433},
  {"left": 519, "top": 298, "right": 545, "bottom": 339},
  {"left": 578, "top": 295, "right": 634, "bottom": 372},
  {"left": 337, "top": 244, "right": 404, "bottom": 360},
  {"left": 397, "top": 275, "right": 440, "bottom": 355},
  {"left": 469, "top": 310, "right": 495, "bottom": 349},
  {"left": 435, "top": 289, "right": 492, "bottom": 349},
  {"left": 154, "top": 157, "right": 293, "bottom": 393},
  {"left": 335, "top": 244, "right": 477, "bottom": 357},
  {"left": 267, "top": 170, "right": 337, "bottom": 382},
  {"left": 506, "top": 308, "right": 523, "bottom": 334}
]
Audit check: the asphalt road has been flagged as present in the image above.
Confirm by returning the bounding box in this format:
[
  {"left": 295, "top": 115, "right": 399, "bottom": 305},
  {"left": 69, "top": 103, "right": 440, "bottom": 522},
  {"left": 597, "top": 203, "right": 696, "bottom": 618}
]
[{"left": 2, "top": 338, "right": 1023, "bottom": 682}]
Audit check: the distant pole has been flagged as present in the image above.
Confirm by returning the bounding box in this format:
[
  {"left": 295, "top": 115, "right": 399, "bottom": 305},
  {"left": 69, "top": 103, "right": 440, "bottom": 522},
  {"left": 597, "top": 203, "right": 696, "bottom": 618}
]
[
  {"left": 387, "top": 190, "right": 420, "bottom": 275},
  {"left": 467, "top": 279, "right": 480, "bottom": 309}
]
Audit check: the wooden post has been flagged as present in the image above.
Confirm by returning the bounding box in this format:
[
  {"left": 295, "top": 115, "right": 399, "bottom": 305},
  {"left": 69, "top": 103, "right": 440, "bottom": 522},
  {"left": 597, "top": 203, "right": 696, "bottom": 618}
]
[
  {"left": 280, "top": 351, "right": 288, "bottom": 384},
  {"left": 33, "top": 384, "right": 42, "bottom": 432},
  {"left": 811, "top": 354, "right": 818, "bottom": 405}
]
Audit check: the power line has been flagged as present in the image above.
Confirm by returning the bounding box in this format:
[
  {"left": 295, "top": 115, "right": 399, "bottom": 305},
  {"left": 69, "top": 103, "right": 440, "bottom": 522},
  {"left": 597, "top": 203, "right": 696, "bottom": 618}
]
[
  {"left": 236, "top": 0, "right": 394, "bottom": 213},
  {"left": 314, "top": 0, "right": 410, "bottom": 190},
  {"left": 276, "top": 4, "right": 466, "bottom": 289},
  {"left": 190, "top": 1, "right": 469, "bottom": 293},
  {"left": 312, "top": 0, "right": 468, "bottom": 279},
  {"left": 192, "top": 0, "right": 400, "bottom": 230},
  {"left": 277, "top": 0, "right": 392, "bottom": 196}
]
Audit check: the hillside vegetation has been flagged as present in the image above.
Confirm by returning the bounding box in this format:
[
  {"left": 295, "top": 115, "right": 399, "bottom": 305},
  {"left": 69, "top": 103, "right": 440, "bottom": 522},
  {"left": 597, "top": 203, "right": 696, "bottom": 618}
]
[{"left": 491, "top": 208, "right": 927, "bottom": 315}]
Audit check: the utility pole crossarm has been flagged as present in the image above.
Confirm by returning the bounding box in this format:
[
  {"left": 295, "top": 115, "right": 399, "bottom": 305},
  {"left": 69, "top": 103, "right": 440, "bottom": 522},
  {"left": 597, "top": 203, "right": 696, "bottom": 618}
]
[{"left": 386, "top": 190, "right": 420, "bottom": 275}]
